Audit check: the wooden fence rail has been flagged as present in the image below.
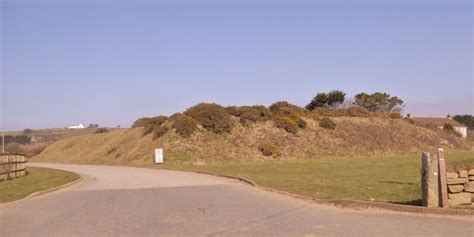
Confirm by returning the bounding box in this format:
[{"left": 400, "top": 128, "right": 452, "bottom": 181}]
[{"left": 0, "top": 153, "right": 27, "bottom": 182}]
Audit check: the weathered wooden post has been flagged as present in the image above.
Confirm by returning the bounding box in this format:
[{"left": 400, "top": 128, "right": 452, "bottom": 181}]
[
  {"left": 437, "top": 148, "right": 449, "bottom": 208},
  {"left": 421, "top": 152, "right": 439, "bottom": 207}
]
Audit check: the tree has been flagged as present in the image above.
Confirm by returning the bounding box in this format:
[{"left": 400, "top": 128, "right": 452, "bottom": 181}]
[
  {"left": 22, "top": 128, "right": 33, "bottom": 134},
  {"left": 306, "top": 93, "right": 328, "bottom": 111},
  {"left": 306, "top": 90, "right": 346, "bottom": 111},
  {"left": 453, "top": 114, "right": 474, "bottom": 129},
  {"left": 327, "top": 90, "right": 346, "bottom": 108},
  {"left": 354, "top": 92, "right": 404, "bottom": 112}
]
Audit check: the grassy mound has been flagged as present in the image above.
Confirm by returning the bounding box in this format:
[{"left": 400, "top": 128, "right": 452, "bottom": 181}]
[{"left": 34, "top": 116, "right": 471, "bottom": 166}]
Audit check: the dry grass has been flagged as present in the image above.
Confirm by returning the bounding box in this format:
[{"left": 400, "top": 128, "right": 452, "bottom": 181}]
[{"left": 34, "top": 117, "right": 472, "bottom": 165}]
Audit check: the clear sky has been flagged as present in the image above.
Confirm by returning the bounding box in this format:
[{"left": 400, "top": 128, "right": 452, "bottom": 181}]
[{"left": 1, "top": 0, "right": 473, "bottom": 130}]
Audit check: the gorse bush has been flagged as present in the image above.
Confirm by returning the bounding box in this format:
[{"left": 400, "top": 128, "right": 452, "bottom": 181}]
[
  {"left": 133, "top": 116, "right": 168, "bottom": 136},
  {"left": 273, "top": 115, "right": 299, "bottom": 134},
  {"left": 269, "top": 101, "right": 305, "bottom": 114},
  {"left": 272, "top": 109, "right": 307, "bottom": 134},
  {"left": 239, "top": 106, "right": 272, "bottom": 125},
  {"left": 225, "top": 106, "right": 243, "bottom": 116},
  {"left": 185, "top": 103, "right": 233, "bottom": 134},
  {"left": 258, "top": 141, "right": 281, "bottom": 158},
  {"left": 171, "top": 114, "right": 198, "bottom": 138},
  {"left": 319, "top": 117, "right": 336, "bottom": 130}
]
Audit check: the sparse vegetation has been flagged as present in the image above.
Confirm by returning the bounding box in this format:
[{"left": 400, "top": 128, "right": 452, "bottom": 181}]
[
  {"left": 185, "top": 103, "right": 233, "bottom": 134},
  {"left": 153, "top": 126, "right": 169, "bottom": 140},
  {"left": 319, "top": 117, "right": 336, "bottom": 129}
]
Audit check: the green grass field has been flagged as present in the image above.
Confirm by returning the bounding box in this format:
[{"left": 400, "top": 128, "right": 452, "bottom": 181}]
[
  {"left": 168, "top": 152, "right": 474, "bottom": 205},
  {"left": 0, "top": 167, "right": 80, "bottom": 203}
]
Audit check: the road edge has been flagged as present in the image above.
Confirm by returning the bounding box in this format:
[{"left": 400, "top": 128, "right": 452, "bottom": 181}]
[{"left": 190, "top": 170, "right": 474, "bottom": 217}]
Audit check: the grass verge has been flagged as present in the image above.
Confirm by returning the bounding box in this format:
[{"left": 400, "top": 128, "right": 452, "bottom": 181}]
[
  {"left": 0, "top": 167, "right": 80, "bottom": 204},
  {"left": 166, "top": 152, "right": 474, "bottom": 206}
]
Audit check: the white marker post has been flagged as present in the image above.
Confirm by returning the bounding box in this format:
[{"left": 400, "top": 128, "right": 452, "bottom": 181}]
[{"left": 155, "top": 148, "right": 163, "bottom": 164}]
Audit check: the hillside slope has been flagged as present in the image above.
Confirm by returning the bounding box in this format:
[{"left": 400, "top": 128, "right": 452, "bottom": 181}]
[{"left": 35, "top": 117, "right": 471, "bottom": 166}]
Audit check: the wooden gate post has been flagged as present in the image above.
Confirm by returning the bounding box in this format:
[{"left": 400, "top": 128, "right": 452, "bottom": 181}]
[{"left": 437, "top": 148, "right": 448, "bottom": 208}]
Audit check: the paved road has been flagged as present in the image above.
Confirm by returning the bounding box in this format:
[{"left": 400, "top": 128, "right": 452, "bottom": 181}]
[{"left": 1, "top": 163, "right": 473, "bottom": 236}]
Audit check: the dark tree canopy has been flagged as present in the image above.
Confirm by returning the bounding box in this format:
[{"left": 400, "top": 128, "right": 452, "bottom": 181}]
[
  {"left": 306, "top": 90, "right": 346, "bottom": 111},
  {"left": 453, "top": 114, "right": 474, "bottom": 129},
  {"left": 354, "top": 92, "right": 404, "bottom": 112}
]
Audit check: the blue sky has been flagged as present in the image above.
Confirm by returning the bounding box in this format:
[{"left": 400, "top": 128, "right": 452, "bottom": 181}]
[{"left": 1, "top": 0, "right": 473, "bottom": 130}]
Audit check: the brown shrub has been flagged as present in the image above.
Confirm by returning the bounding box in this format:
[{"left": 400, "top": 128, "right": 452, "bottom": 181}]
[
  {"left": 171, "top": 114, "right": 198, "bottom": 138},
  {"left": 153, "top": 126, "right": 169, "bottom": 140},
  {"left": 239, "top": 105, "right": 272, "bottom": 125},
  {"left": 94, "top": 128, "right": 109, "bottom": 134},
  {"left": 258, "top": 141, "right": 281, "bottom": 158},
  {"left": 185, "top": 103, "right": 233, "bottom": 134},
  {"left": 319, "top": 117, "right": 336, "bottom": 129},
  {"left": 132, "top": 116, "right": 168, "bottom": 128},
  {"left": 273, "top": 115, "right": 299, "bottom": 134},
  {"left": 225, "top": 106, "right": 243, "bottom": 116},
  {"left": 269, "top": 101, "right": 305, "bottom": 114}
]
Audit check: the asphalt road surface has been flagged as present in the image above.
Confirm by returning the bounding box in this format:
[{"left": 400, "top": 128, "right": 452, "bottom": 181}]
[{"left": 1, "top": 163, "right": 473, "bottom": 236}]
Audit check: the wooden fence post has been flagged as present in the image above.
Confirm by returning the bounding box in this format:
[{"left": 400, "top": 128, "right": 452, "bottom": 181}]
[{"left": 437, "top": 148, "right": 448, "bottom": 208}]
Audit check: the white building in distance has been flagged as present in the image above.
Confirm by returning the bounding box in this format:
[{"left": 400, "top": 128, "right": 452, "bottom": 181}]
[{"left": 68, "top": 123, "right": 85, "bottom": 129}]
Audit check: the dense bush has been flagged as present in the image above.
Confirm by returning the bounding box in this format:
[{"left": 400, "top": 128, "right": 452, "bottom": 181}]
[
  {"left": 132, "top": 116, "right": 168, "bottom": 129},
  {"left": 94, "top": 128, "right": 109, "bottom": 134},
  {"left": 269, "top": 101, "right": 304, "bottom": 114},
  {"left": 271, "top": 104, "right": 307, "bottom": 134},
  {"left": 153, "top": 126, "right": 169, "bottom": 140},
  {"left": 185, "top": 103, "right": 233, "bottom": 134},
  {"left": 225, "top": 106, "right": 242, "bottom": 116},
  {"left": 171, "top": 114, "right": 198, "bottom": 138},
  {"left": 258, "top": 141, "right": 281, "bottom": 158},
  {"left": 239, "top": 106, "right": 272, "bottom": 125},
  {"left": 0, "top": 135, "right": 31, "bottom": 145},
  {"left": 319, "top": 117, "right": 336, "bottom": 130},
  {"left": 273, "top": 115, "right": 299, "bottom": 134},
  {"left": 443, "top": 123, "right": 454, "bottom": 131}
]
